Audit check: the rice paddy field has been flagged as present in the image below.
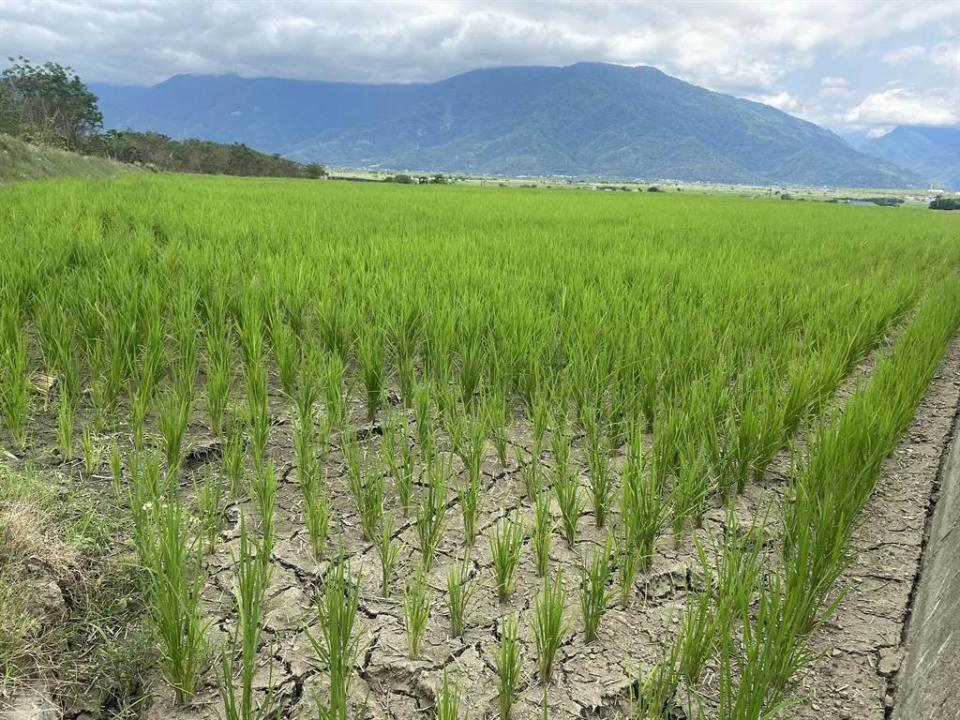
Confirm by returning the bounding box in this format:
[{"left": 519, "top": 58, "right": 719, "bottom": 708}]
[{"left": 1, "top": 175, "right": 959, "bottom": 720}]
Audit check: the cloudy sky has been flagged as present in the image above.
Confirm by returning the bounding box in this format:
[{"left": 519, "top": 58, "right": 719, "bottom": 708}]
[{"left": 1, "top": 0, "right": 957, "bottom": 135}]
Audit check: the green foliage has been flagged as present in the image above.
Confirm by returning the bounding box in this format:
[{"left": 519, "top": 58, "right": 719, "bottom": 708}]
[{"left": 1, "top": 56, "right": 101, "bottom": 149}]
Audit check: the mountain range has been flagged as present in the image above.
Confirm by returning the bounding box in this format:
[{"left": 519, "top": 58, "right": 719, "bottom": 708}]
[
  {"left": 859, "top": 126, "right": 960, "bottom": 190},
  {"left": 93, "top": 63, "right": 925, "bottom": 188}
]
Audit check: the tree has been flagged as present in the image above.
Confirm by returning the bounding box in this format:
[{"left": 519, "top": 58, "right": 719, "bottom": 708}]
[
  {"left": 304, "top": 162, "right": 327, "bottom": 179},
  {"left": 1, "top": 57, "right": 102, "bottom": 149},
  {"left": 930, "top": 196, "right": 960, "bottom": 211}
]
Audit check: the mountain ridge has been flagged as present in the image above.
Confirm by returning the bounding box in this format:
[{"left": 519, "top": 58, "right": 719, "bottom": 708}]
[
  {"left": 93, "top": 62, "right": 922, "bottom": 187},
  {"left": 860, "top": 125, "right": 960, "bottom": 190}
]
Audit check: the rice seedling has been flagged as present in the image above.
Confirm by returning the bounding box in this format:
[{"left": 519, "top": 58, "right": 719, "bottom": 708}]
[
  {"left": 579, "top": 532, "right": 614, "bottom": 642},
  {"left": 308, "top": 553, "right": 362, "bottom": 720},
  {"left": 458, "top": 414, "right": 485, "bottom": 546},
  {"left": 132, "top": 386, "right": 150, "bottom": 451},
  {"left": 57, "top": 393, "right": 73, "bottom": 461},
  {"left": 530, "top": 491, "right": 553, "bottom": 577},
  {"left": 620, "top": 431, "right": 666, "bottom": 571},
  {"left": 159, "top": 388, "right": 191, "bottom": 476},
  {"left": 250, "top": 460, "right": 277, "bottom": 559},
  {"left": 223, "top": 418, "right": 246, "bottom": 497},
  {"left": 519, "top": 449, "right": 543, "bottom": 500},
  {"left": 376, "top": 512, "right": 401, "bottom": 597},
  {"left": 323, "top": 351, "right": 348, "bottom": 432},
  {"left": 404, "top": 567, "right": 431, "bottom": 659},
  {"left": 0, "top": 314, "right": 30, "bottom": 450},
  {"left": 109, "top": 439, "right": 123, "bottom": 499},
  {"left": 533, "top": 571, "right": 568, "bottom": 684},
  {"left": 357, "top": 327, "right": 385, "bottom": 421},
  {"left": 445, "top": 556, "right": 476, "bottom": 637},
  {"left": 345, "top": 444, "right": 384, "bottom": 542},
  {"left": 670, "top": 445, "right": 709, "bottom": 543},
  {"left": 631, "top": 646, "right": 680, "bottom": 720},
  {"left": 269, "top": 312, "right": 299, "bottom": 398},
  {"left": 435, "top": 667, "right": 462, "bottom": 720},
  {"left": 584, "top": 408, "right": 615, "bottom": 528},
  {"left": 219, "top": 516, "right": 272, "bottom": 720},
  {"left": 81, "top": 425, "right": 100, "bottom": 476},
  {"left": 195, "top": 468, "right": 225, "bottom": 554},
  {"left": 551, "top": 430, "right": 582, "bottom": 546},
  {"left": 484, "top": 389, "right": 510, "bottom": 466},
  {"left": 383, "top": 410, "right": 415, "bottom": 515},
  {"left": 302, "top": 478, "right": 330, "bottom": 560},
  {"left": 495, "top": 614, "right": 523, "bottom": 720},
  {"left": 128, "top": 461, "right": 208, "bottom": 704},
  {"left": 417, "top": 453, "right": 449, "bottom": 570},
  {"left": 490, "top": 513, "right": 525, "bottom": 602},
  {"left": 414, "top": 380, "right": 434, "bottom": 459},
  {"left": 616, "top": 530, "right": 641, "bottom": 609}
]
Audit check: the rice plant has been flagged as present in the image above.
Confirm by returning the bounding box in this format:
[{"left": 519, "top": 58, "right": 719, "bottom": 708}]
[
  {"left": 376, "top": 512, "right": 401, "bottom": 597},
  {"left": 81, "top": 425, "right": 100, "bottom": 476},
  {"left": 533, "top": 571, "right": 568, "bottom": 684},
  {"left": 446, "top": 557, "right": 476, "bottom": 637},
  {"left": 551, "top": 430, "right": 582, "bottom": 546},
  {"left": 219, "top": 516, "right": 272, "bottom": 720},
  {"left": 382, "top": 410, "right": 415, "bottom": 515},
  {"left": 302, "top": 478, "right": 330, "bottom": 560},
  {"left": 223, "top": 419, "right": 246, "bottom": 497},
  {"left": 495, "top": 614, "right": 523, "bottom": 720},
  {"left": 417, "top": 453, "right": 449, "bottom": 570},
  {"left": 584, "top": 407, "right": 615, "bottom": 528},
  {"left": 0, "top": 313, "right": 29, "bottom": 450},
  {"left": 490, "top": 513, "right": 525, "bottom": 602},
  {"left": 159, "top": 388, "right": 191, "bottom": 477},
  {"left": 435, "top": 667, "right": 462, "bottom": 720},
  {"left": 458, "top": 414, "right": 485, "bottom": 545},
  {"left": 530, "top": 491, "right": 553, "bottom": 578},
  {"left": 308, "top": 554, "right": 362, "bottom": 720},
  {"left": 250, "top": 460, "right": 277, "bottom": 560},
  {"left": 195, "top": 468, "right": 225, "bottom": 554},
  {"left": 403, "top": 568, "right": 431, "bottom": 659},
  {"left": 129, "top": 477, "right": 207, "bottom": 704},
  {"left": 345, "top": 447, "right": 384, "bottom": 542},
  {"left": 56, "top": 393, "right": 73, "bottom": 461},
  {"left": 579, "top": 533, "right": 614, "bottom": 642}
]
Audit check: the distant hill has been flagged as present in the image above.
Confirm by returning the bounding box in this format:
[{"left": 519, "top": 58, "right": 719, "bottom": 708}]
[
  {"left": 0, "top": 133, "right": 132, "bottom": 182},
  {"left": 94, "top": 62, "right": 921, "bottom": 188},
  {"left": 859, "top": 126, "right": 960, "bottom": 190}
]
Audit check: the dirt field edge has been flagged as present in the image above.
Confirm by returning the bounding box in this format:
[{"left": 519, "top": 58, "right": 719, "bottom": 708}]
[{"left": 892, "top": 364, "right": 960, "bottom": 720}]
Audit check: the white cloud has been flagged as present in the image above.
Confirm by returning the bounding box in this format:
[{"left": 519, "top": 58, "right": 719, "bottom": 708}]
[
  {"left": 753, "top": 91, "right": 800, "bottom": 111},
  {"left": 865, "top": 126, "right": 892, "bottom": 139},
  {"left": 883, "top": 45, "right": 928, "bottom": 64},
  {"left": 0, "top": 0, "right": 957, "bottom": 94},
  {"left": 820, "top": 76, "right": 849, "bottom": 87},
  {"left": 844, "top": 88, "right": 959, "bottom": 126}
]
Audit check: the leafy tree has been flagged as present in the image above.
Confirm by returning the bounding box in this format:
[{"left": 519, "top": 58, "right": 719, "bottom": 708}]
[
  {"left": 1, "top": 57, "right": 102, "bottom": 149},
  {"left": 930, "top": 196, "right": 960, "bottom": 211},
  {"left": 304, "top": 162, "right": 327, "bottom": 179}
]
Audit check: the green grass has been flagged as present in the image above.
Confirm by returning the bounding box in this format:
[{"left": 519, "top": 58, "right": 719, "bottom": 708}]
[{"left": 0, "top": 133, "right": 133, "bottom": 182}]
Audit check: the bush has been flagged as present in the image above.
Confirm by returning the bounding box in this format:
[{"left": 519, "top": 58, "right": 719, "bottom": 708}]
[
  {"left": 930, "top": 196, "right": 960, "bottom": 211},
  {"left": 304, "top": 163, "right": 327, "bottom": 179}
]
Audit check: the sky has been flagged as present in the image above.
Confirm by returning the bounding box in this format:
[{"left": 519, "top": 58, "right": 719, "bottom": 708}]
[{"left": 1, "top": 0, "right": 958, "bottom": 136}]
